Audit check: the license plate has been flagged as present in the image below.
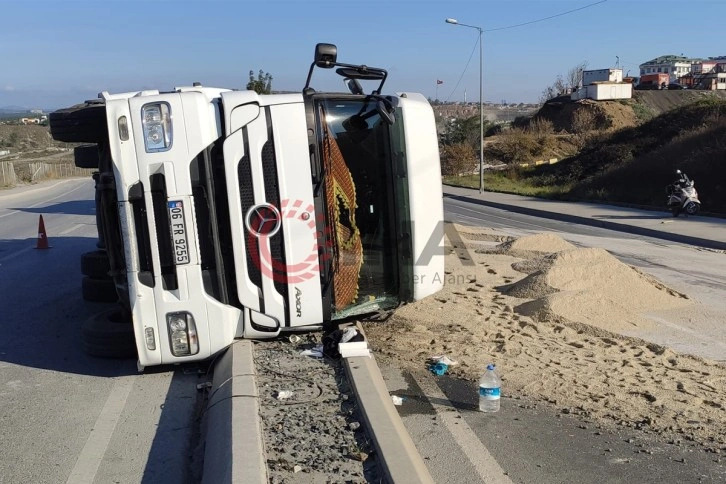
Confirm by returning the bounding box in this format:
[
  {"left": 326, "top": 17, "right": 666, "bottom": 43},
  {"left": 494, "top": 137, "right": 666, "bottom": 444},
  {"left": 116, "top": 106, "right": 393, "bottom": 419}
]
[{"left": 168, "top": 201, "right": 190, "bottom": 265}]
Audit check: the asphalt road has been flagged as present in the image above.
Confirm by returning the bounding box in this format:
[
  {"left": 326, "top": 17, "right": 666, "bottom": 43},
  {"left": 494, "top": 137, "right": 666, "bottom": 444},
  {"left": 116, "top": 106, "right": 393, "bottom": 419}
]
[
  {"left": 3, "top": 179, "right": 725, "bottom": 483},
  {"left": 375, "top": 195, "right": 726, "bottom": 484},
  {"left": 0, "top": 178, "right": 205, "bottom": 484}
]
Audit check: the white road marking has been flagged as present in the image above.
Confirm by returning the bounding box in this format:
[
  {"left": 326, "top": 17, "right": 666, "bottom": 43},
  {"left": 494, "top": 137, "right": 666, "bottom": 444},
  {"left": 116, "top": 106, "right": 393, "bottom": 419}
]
[
  {"left": 0, "top": 246, "right": 34, "bottom": 264},
  {"left": 445, "top": 200, "right": 562, "bottom": 232},
  {"left": 411, "top": 373, "right": 514, "bottom": 484},
  {"left": 0, "top": 179, "right": 90, "bottom": 219},
  {"left": 59, "top": 224, "right": 86, "bottom": 236},
  {"left": 65, "top": 376, "right": 135, "bottom": 484}
]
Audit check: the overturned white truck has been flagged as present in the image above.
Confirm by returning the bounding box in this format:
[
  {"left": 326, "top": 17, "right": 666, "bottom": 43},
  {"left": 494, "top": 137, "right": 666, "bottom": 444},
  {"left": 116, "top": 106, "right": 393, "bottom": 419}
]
[{"left": 50, "top": 44, "right": 444, "bottom": 369}]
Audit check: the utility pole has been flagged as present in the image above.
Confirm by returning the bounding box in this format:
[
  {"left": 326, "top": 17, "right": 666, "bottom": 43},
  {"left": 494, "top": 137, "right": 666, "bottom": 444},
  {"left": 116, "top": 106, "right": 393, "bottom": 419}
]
[{"left": 446, "top": 17, "right": 484, "bottom": 193}]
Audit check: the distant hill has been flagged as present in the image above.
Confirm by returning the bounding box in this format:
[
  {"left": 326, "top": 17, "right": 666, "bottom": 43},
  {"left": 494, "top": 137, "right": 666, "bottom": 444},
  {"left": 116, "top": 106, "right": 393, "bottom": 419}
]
[
  {"left": 534, "top": 90, "right": 726, "bottom": 133},
  {"left": 0, "top": 106, "right": 31, "bottom": 114}
]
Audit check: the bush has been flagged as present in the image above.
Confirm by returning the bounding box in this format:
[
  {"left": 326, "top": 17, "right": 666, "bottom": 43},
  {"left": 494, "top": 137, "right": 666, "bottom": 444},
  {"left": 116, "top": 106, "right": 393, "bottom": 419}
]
[
  {"left": 528, "top": 118, "right": 554, "bottom": 136},
  {"left": 571, "top": 109, "right": 597, "bottom": 134},
  {"left": 440, "top": 143, "right": 476, "bottom": 176}
]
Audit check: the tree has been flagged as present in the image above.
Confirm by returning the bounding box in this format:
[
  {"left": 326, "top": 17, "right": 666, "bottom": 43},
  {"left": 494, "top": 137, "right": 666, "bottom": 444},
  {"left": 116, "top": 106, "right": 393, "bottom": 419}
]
[
  {"left": 440, "top": 115, "right": 494, "bottom": 150},
  {"left": 247, "top": 70, "right": 273, "bottom": 94},
  {"left": 440, "top": 143, "right": 476, "bottom": 176},
  {"left": 567, "top": 61, "right": 589, "bottom": 90},
  {"left": 540, "top": 75, "right": 567, "bottom": 103},
  {"left": 540, "top": 61, "right": 589, "bottom": 103}
]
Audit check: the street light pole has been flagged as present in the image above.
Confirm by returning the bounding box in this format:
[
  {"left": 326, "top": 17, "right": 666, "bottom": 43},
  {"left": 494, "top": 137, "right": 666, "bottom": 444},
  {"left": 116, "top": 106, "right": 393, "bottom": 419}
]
[{"left": 446, "top": 17, "right": 484, "bottom": 193}]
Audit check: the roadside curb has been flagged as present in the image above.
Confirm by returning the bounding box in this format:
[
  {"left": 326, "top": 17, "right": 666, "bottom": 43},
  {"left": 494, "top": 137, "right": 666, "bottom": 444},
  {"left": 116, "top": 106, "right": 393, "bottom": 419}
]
[
  {"left": 444, "top": 192, "right": 726, "bottom": 251},
  {"left": 201, "top": 330, "right": 433, "bottom": 484},
  {"left": 202, "top": 341, "right": 267, "bottom": 484},
  {"left": 343, "top": 324, "right": 435, "bottom": 484}
]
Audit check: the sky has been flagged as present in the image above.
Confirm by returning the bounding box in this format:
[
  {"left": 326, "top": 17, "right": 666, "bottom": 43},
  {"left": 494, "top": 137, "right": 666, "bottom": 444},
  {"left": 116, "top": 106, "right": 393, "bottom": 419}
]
[{"left": 1, "top": 0, "right": 724, "bottom": 110}]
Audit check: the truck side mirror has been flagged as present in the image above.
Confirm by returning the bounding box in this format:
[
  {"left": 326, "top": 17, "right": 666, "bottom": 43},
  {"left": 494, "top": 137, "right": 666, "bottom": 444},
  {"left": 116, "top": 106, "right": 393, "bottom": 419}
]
[
  {"left": 347, "top": 78, "right": 363, "bottom": 95},
  {"left": 376, "top": 99, "right": 395, "bottom": 126},
  {"left": 315, "top": 43, "right": 337, "bottom": 68}
]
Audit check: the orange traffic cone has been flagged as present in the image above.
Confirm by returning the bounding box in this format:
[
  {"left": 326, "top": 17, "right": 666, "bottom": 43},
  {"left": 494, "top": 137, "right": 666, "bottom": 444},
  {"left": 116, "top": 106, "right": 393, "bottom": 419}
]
[{"left": 35, "top": 214, "right": 51, "bottom": 249}]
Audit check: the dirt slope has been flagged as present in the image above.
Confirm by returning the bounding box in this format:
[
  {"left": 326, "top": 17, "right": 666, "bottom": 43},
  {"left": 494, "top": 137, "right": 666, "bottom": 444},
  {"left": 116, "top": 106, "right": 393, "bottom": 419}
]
[{"left": 633, "top": 90, "right": 726, "bottom": 117}]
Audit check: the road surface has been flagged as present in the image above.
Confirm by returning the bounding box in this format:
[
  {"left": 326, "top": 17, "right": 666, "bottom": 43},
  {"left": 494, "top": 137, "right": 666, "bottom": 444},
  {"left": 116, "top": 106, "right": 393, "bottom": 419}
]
[
  {"left": 0, "top": 178, "right": 205, "bottom": 484},
  {"left": 375, "top": 195, "right": 726, "bottom": 484}
]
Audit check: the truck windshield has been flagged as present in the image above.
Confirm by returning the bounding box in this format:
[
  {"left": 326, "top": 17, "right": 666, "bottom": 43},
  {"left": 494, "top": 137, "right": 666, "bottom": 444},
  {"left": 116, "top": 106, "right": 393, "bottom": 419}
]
[{"left": 316, "top": 97, "right": 403, "bottom": 318}]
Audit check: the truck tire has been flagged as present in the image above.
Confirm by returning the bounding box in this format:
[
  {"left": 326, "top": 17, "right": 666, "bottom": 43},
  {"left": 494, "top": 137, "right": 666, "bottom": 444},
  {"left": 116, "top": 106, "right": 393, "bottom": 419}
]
[
  {"left": 49, "top": 101, "right": 108, "bottom": 144},
  {"left": 74, "top": 144, "right": 100, "bottom": 169},
  {"left": 81, "top": 308, "right": 136, "bottom": 358},
  {"left": 81, "top": 250, "right": 111, "bottom": 279},
  {"left": 81, "top": 276, "right": 118, "bottom": 303}
]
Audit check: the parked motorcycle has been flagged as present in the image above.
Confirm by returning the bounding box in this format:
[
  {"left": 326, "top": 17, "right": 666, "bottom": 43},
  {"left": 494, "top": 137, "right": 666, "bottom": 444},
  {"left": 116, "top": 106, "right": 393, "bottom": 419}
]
[{"left": 666, "top": 178, "right": 700, "bottom": 217}]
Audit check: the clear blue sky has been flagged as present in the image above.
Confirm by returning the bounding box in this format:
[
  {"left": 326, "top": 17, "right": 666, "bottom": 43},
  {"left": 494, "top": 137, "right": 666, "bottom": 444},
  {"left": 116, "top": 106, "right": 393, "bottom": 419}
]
[{"left": 1, "top": 0, "right": 723, "bottom": 110}]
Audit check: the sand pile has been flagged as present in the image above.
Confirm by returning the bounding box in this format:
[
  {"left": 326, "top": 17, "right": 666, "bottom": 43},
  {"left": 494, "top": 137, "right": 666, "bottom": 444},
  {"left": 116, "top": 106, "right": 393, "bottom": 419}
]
[
  {"left": 507, "top": 247, "right": 690, "bottom": 332},
  {"left": 363, "top": 225, "right": 725, "bottom": 449},
  {"left": 483, "top": 232, "right": 577, "bottom": 259}
]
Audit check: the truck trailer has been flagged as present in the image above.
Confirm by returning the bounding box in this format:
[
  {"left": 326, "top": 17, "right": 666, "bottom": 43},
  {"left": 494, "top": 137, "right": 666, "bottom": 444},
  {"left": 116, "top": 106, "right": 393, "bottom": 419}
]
[{"left": 50, "top": 44, "right": 445, "bottom": 369}]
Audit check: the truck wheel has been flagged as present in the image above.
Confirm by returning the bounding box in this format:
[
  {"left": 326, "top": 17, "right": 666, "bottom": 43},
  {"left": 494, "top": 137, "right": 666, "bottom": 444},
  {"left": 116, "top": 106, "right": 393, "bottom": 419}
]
[
  {"left": 81, "top": 250, "right": 111, "bottom": 279},
  {"left": 82, "top": 308, "right": 136, "bottom": 358},
  {"left": 81, "top": 276, "right": 118, "bottom": 303},
  {"left": 49, "top": 101, "right": 108, "bottom": 144},
  {"left": 74, "top": 144, "right": 100, "bottom": 169}
]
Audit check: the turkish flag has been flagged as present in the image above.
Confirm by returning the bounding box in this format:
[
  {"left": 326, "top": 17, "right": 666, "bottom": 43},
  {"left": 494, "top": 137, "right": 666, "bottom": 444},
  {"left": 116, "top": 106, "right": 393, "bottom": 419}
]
[{"left": 436, "top": 79, "right": 444, "bottom": 84}]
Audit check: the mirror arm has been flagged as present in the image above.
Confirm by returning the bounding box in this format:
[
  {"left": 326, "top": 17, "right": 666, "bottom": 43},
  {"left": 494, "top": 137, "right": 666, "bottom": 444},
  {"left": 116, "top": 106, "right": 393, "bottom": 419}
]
[{"left": 303, "top": 62, "right": 317, "bottom": 92}]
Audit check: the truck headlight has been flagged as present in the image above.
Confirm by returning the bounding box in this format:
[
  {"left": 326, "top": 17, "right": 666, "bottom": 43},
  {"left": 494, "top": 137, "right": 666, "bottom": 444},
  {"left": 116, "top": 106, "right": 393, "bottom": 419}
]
[
  {"left": 166, "top": 312, "right": 199, "bottom": 356},
  {"left": 142, "top": 102, "right": 172, "bottom": 152}
]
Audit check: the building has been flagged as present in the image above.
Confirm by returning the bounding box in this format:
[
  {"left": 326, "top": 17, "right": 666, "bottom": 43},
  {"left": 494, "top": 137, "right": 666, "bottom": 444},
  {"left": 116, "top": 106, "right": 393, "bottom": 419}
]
[
  {"left": 582, "top": 68, "right": 623, "bottom": 85},
  {"left": 679, "top": 57, "right": 726, "bottom": 89},
  {"left": 639, "top": 55, "right": 702, "bottom": 83},
  {"left": 572, "top": 67, "right": 632, "bottom": 101},
  {"left": 571, "top": 82, "right": 632, "bottom": 101}
]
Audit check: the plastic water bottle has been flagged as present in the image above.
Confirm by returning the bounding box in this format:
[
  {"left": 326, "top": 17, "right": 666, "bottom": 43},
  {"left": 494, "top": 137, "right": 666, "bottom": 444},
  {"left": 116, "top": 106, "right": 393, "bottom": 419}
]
[{"left": 479, "top": 364, "right": 501, "bottom": 412}]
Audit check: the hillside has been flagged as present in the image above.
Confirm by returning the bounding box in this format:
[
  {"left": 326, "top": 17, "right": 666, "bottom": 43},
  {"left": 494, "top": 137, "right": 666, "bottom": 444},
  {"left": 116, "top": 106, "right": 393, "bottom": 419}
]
[
  {"left": 0, "top": 124, "right": 76, "bottom": 182},
  {"left": 535, "top": 90, "right": 726, "bottom": 133},
  {"left": 516, "top": 93, "right": 726, "bottom": 213}
]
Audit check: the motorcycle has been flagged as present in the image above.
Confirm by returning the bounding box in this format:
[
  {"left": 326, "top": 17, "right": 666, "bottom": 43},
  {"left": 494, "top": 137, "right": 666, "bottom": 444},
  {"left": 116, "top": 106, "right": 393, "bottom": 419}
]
[{"left": 666, "top": 179, "right": 700, "bottom": 217}]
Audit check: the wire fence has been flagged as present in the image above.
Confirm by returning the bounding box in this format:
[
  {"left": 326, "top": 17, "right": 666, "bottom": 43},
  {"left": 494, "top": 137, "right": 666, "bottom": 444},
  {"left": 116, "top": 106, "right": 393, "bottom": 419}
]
[
  {"left": 0, "top": 161, "right": 95, "bottom": 188},
  {"left": 0, "top": 161, "right": 17, "bottom": 187},
  {"left": 28, "top": 163, "right": 95, "bottom": 183}
]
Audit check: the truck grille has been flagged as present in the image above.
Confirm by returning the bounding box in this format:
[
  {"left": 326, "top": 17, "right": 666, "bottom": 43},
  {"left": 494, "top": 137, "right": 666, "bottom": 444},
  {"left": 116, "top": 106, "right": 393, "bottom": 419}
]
[{"left": 189, "top": 107, "right": 291, "bottom": 322}]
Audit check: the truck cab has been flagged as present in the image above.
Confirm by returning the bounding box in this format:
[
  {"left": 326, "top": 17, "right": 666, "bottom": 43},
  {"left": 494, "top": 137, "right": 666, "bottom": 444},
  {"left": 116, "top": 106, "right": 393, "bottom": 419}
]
[{"left": 51, "top": 44, "right": 444, "bottom": 368}]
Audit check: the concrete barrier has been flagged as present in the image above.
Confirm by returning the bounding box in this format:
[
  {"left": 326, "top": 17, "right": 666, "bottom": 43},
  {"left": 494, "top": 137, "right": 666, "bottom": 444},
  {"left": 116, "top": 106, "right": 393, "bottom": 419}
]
[{"left": 201, "top": 341, "right": 267, "bottom": 484}]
